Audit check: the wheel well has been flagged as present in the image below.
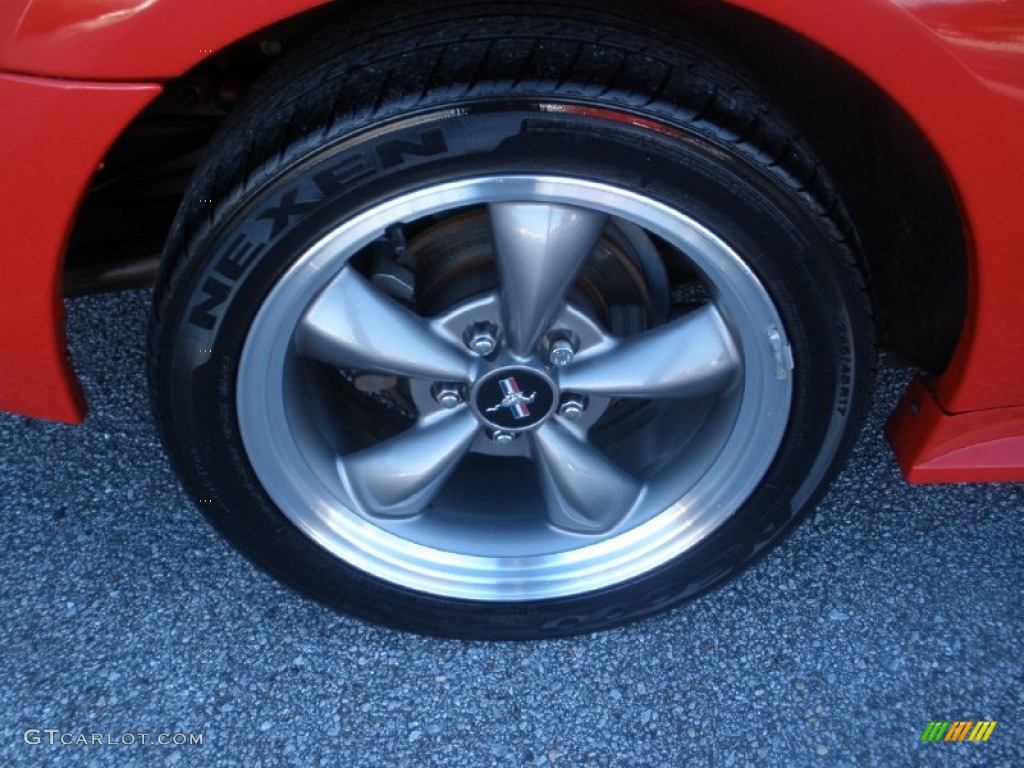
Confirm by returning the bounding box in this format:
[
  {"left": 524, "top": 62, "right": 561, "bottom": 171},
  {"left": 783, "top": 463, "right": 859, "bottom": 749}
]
[
  {"left": 682, "top": 2, "right": 967, "bottom": 374},
  {"left": 65, "top": 0, "right": 966, "bottom": 373}
]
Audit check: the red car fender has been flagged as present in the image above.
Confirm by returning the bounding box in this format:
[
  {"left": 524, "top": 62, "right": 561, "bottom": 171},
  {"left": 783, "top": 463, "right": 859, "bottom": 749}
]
[
  {"left": 0, "top": 0, "right": 1022, "bottom": 479},
  {"left": 0, "top": 73, "right": 158, "bottom": 422},
  {"left": 728, "top": 0, "right": 1024, "bottom": 415},
  {"left": 0, "top": 0, "right": 330, "bottom": 79},
  {"left": 723, "top": 1, "right": 1024, "bottom": 479}
]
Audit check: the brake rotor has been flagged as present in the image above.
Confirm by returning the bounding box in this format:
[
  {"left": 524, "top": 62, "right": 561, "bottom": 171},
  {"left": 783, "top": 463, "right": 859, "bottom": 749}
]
[{"left": 394, "top": 208, "right": 669, "bottom": 335}]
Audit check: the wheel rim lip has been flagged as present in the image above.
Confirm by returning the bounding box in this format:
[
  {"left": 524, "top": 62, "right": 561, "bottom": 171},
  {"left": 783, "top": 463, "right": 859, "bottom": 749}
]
[{"left": 237, "top": 175, "right": 792, "bottom": 601}]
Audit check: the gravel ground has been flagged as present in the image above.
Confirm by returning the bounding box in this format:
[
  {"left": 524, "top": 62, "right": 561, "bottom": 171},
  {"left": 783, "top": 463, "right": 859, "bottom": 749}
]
[{"left": 1, "top": 289, "right": 1021, "bottom": 767}]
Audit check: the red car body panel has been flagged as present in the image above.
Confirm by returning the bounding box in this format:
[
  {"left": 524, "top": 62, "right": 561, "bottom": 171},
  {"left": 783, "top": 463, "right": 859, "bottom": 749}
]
[
  {"left": 0, "top": 73, "right": 159, "bottom": 422},
  {"left": 0, "top": 0, "right": 1022, "bottom": 480},
  {"left": 0, "top": 0, "right": 328, "bottom": 80}
]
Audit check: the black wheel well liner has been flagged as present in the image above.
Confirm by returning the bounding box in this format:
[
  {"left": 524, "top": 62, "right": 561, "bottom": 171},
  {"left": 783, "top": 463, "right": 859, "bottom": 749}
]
[{"left": 66, "top": 0, "right": 966, "bottom": 373}]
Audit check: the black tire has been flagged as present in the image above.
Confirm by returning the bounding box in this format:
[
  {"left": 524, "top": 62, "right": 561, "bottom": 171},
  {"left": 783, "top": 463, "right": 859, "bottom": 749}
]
[{"left": 150, "top": 1, "right": 873, "bottom": 639}]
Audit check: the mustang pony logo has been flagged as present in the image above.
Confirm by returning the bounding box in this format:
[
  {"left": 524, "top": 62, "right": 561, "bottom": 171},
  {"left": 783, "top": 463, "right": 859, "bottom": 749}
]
[{"left": 486, "top": 377, "right": 536, "bottom": 420}]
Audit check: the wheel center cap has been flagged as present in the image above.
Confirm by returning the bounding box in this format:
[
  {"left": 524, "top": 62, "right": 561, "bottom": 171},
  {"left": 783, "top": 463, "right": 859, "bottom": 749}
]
[{"left": 473, "top": 367, "right": 557, "bottom": 431}]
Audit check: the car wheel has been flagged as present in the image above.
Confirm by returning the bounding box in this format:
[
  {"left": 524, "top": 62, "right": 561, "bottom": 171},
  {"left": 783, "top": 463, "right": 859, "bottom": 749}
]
[{"left": 151, "top": 2, "right": 873, "bottom": 638}]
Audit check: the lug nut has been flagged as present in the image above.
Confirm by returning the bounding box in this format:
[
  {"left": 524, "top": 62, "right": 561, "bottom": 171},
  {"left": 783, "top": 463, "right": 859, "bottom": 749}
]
[
  {"left": 558, "top": 397, "right": 586, "bottom": 421},
  {"left": 548, "top": 338, "right": 575, "bottom": 367},
  {"left": 465, "top": 323, "right": 499, "bottom": 356},
  {"left": 491, "top": 430, "right": 516, "bottom": 446},
  {"left": 432, "top": 383, "right": 463, "bottom": 409}
]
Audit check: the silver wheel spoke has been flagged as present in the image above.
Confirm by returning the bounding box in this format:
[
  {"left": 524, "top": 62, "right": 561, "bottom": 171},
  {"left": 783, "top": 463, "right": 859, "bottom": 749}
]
[
  {"left": 559, "top": 304, "right": 740, "bottom": 399},
  {"left": 340, "top": 410, "right": 479, "bottom": 518},
  {"left": 532, "top": 422, "right": 644, "bottom": 534},
  {"left": 296, "top": 266, "right": 470, "bottom": 380},
  {"left": 489, "top": 202, "right": 607, "bottom": 355}
]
